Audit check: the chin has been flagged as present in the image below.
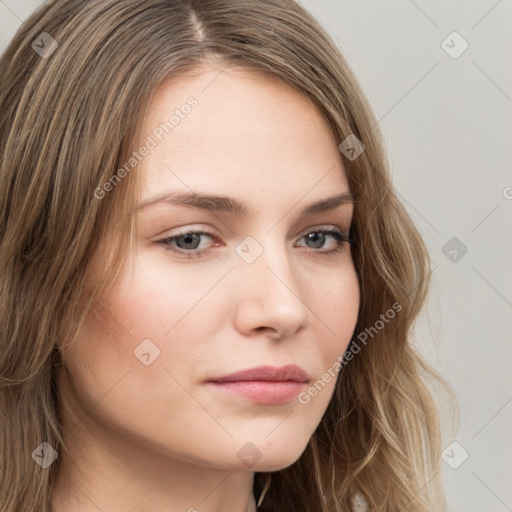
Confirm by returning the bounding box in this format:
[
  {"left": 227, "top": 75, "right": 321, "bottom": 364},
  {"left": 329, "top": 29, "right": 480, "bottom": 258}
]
[
  {"left": 241, "top": 439, "right": 310, "bottom": 473},
  {"left": 249, "top": 451, "right": 305, "bottom": 472}
]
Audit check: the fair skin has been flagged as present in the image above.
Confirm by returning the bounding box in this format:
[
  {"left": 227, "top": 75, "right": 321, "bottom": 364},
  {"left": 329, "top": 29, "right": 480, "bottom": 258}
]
[{"left": 52, "top": 63, "right": 360, "bottom": 512}]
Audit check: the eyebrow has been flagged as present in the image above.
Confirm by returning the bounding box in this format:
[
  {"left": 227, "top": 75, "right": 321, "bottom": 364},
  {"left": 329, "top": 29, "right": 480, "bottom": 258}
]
[{"left": 136, "top": 190, "right": 354, "bottom": 218}]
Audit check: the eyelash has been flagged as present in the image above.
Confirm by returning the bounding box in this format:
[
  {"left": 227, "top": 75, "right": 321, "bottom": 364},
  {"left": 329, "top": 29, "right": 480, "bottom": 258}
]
[{"left": 157, "top": 227, "right": 353, "bottom": 259}]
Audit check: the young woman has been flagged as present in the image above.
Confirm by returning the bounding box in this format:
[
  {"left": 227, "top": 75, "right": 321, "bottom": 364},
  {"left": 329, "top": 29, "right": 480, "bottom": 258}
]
[{"left": 0, "top": 1, "right": 450, "bottom": 511}]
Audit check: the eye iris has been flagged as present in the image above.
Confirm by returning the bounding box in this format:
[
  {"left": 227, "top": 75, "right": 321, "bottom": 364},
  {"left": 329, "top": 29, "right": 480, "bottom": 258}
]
[
  {"left": 306, "top": 232, "right": 325, "bottom": 249},
  {"left": 177, "top": 233, "right": 201, "bottom": 250}
]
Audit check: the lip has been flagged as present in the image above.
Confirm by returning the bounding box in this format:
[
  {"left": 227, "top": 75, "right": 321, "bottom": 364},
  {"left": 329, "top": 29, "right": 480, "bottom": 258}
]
[
  {"left": 207, "top": 365, "right": 309, "bottom": 383},
  {"left": 206, "top": 365, "right": 309, "bottom": 405}
]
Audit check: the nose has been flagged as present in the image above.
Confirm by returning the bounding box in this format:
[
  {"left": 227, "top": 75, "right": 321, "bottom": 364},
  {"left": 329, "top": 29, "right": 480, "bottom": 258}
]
[{"left": 231, "top": 237, "right": 310, "bottom": 340}]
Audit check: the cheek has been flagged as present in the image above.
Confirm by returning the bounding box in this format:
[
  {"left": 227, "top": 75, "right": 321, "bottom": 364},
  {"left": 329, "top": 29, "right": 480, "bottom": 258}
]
[
  {"left": 110, "top": 252, "right": 227, "bottom": 337},
  {"left": 306, "top": 263, "right": 360, "bottom": 393},
  {"left": 316, "top": 263, "right": 360, "bottom": 348},
  {"left": 60, "top": 305, "right": 140, "bottom": 402},
  {"left": 63, "top": 255, "right": 226, "bottom": 403},
  {"left": 58, "top": 295, "right": 212, "bottom": 456}
]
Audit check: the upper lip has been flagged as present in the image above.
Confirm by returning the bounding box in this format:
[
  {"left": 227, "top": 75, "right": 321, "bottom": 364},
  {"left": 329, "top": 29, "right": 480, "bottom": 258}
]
[{"left": 208, "top": 365, "right": 309, "bottom": 383}]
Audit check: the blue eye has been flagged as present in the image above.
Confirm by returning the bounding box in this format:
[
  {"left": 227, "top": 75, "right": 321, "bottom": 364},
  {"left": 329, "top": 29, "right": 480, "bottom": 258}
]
[
  {"left": 298, "top": 228, "right": 352, "bottom": 257},
  {"left": 157, "top": 227, "right": 352, "bottom": 259},
  {"left": 158, "top": 230, "right": 216, "bottom": 259}
]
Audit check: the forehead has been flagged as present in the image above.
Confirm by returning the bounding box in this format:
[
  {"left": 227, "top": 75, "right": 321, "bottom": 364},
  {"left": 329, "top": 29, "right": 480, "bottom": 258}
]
[{"left": 135, "top": 65, "right": 349, "bottom": 208}]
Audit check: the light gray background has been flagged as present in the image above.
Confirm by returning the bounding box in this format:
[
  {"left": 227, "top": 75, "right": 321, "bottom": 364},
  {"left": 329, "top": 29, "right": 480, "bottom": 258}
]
[{"left": 1, "top": 1, "right": 511, "bottom": 510}]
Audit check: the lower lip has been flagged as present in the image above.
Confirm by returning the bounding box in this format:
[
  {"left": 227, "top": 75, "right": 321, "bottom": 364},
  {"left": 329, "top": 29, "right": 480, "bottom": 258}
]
[{"left": 207, "top": 381, "right": 306, "bottom": 405}]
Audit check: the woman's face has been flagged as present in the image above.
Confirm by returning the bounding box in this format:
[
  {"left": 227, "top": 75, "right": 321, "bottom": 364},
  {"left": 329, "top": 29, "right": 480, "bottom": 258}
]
[{"left": 59, "top": 65, "right": 360, "bottom": 473}]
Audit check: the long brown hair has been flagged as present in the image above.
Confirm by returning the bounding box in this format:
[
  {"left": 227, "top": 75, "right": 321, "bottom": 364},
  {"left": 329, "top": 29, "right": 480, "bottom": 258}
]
[{"left": 0, "top": 1, "right": 452, "bottom": 510}]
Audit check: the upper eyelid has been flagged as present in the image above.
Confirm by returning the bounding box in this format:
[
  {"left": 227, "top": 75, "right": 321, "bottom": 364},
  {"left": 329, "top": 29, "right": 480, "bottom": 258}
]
[{"left": 162, "top": 223, "right": 350, "bottom": 238}]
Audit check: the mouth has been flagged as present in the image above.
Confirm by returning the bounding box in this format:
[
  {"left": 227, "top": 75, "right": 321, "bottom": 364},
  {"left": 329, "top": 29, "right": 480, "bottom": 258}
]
[{"left": 206, "top": 365, "right": 309, "bottom": 405}]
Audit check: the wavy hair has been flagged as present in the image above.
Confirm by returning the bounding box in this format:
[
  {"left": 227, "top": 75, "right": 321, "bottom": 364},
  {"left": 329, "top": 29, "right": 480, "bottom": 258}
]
[{"left": 0, "top": 1, "right": 453, "bottom": 510}]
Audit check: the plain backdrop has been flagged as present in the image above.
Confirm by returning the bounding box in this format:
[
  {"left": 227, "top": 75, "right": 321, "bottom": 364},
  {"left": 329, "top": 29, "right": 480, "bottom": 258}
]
[{"left": 1, "top": 1, "right": 511, "bottom": 511}]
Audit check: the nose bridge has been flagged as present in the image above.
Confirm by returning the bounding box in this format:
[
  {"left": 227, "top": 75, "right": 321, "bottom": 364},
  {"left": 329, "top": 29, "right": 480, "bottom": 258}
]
[
  {"left": 236, "top": 232, "right": 298, "bottom": 292},
  {"left": 232, "top": 231, "right": 310, "bottom": 336}
]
